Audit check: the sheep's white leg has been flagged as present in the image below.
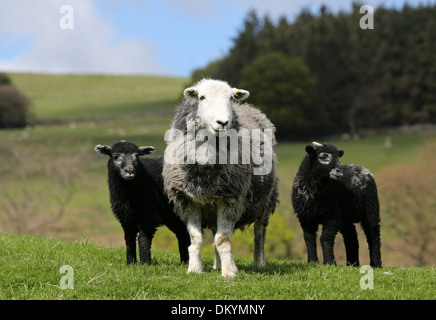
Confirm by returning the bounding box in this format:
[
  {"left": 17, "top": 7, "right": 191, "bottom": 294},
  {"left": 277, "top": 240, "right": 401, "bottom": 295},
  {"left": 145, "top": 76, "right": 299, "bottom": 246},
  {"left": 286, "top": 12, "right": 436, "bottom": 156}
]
[
  {"left": 212, "top": 230, "right": 221, "bottom": 270},
  {"left": 215, "top": 202, "right": 237, "bottom": 278},
  {"left": 186, "top": 206, "right": 203, "bottom": 274},
  {"left": 253, "top": 221, "right": 267, "bottom": 267},
  {"left": 213, "top": 246, "right": 222, "bottom": 270}
]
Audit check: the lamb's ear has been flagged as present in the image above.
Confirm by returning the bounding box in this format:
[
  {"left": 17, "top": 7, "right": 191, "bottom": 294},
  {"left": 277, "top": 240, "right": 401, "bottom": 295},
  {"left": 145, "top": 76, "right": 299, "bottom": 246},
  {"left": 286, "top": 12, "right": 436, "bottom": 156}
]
[
  {"left": 305, "top": 145, "right": 317, "bottom": 156},
  {"left": 184, "top": 87, "right": 198, "bottom": 99},
  {"left": 338, "top": 150, "right": 344, "bottom": 158},
  {"left": 95, "top": 144, "right": 111, "bottom": 156},
  {"left": 311, "top": 141, "right": 323, "bottom": 149},
  {"left": 231, "top": 88, "right": 250, "bottom": 101},
  {"left": 138, "top": 146, "right": 155, "bottom": 156}
]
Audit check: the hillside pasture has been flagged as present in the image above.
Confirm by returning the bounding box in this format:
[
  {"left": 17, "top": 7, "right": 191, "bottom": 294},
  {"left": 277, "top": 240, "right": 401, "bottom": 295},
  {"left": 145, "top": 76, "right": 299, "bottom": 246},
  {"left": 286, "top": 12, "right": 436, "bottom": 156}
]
[{"left": 1, "top": 73, "right": 435, "bottom": 269}]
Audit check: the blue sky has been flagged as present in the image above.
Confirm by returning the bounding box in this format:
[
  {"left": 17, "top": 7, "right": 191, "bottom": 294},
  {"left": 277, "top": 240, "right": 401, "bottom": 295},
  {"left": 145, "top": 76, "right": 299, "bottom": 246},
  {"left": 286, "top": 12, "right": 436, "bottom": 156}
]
[{"left": 0, "top": 0, "right": 433, "bottom": 77}]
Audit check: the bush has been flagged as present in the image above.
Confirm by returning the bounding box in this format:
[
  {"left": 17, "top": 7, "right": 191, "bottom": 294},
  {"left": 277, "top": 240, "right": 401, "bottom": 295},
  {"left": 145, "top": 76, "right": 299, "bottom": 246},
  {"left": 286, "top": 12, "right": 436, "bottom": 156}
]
[
  {"left": 0, "top": 73, "right": 12, "bottom": 85},
  {"left": 0, "top": 84, "right": 30, "bottom": 128}
]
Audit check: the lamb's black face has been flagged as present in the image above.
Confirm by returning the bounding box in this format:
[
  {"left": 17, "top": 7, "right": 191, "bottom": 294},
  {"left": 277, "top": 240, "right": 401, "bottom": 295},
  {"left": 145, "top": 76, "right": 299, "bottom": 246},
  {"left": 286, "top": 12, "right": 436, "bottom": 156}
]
[
  {"left": 94, "top": 141, "right": 156, "bottom": 181},
  {"left": 112, "top": 152, "right": 139, "bottom": 180},
  {"left": 305, "top": 142, "right": 344, "bottom": 180}
]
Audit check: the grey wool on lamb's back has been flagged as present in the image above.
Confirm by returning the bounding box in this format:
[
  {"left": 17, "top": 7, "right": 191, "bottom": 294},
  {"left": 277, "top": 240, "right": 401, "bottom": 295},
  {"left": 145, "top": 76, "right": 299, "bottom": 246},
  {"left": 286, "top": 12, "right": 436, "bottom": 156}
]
[
  {"left": 291, "top": 142, "right": 382, "bottom": 267},
  {"left": 95, "top": 140, "right": 190, "bottom": 265},
  {"left": 163, "top": 79, "right": 279, "bottom": 277}
]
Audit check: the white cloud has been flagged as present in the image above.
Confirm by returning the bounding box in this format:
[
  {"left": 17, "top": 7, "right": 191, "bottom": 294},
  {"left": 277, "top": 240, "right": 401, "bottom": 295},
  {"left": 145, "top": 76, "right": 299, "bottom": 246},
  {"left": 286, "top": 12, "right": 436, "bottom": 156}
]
[{"left": 0, "top": 0, "right": 168, "bottom": 75}]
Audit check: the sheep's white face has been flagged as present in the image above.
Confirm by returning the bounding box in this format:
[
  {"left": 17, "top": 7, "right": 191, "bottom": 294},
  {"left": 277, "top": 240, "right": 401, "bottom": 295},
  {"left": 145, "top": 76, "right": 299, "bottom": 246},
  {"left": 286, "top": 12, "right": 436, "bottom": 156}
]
[{"left": 184, "top": 79, "right": 250, "bottom": 137}]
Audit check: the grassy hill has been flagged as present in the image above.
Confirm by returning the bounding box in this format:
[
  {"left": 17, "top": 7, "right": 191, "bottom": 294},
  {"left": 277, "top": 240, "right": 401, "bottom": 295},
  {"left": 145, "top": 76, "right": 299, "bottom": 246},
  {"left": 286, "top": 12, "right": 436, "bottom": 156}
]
[
  {"left": 1, "top": 233, "right": 435, "bottom": 300},
  {"left": 10, "top": 73, "right": 187, "bottom": 121},
  {"left": 1, "top": 72, "right": 436, "bottom": 273}
]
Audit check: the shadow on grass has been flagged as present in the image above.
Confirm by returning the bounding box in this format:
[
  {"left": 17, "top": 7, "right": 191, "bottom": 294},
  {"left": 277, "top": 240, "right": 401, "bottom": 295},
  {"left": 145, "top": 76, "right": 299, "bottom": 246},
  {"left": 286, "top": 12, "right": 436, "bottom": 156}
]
[{"left": 237, "top": 259, "right": 319, "bottom": 276}]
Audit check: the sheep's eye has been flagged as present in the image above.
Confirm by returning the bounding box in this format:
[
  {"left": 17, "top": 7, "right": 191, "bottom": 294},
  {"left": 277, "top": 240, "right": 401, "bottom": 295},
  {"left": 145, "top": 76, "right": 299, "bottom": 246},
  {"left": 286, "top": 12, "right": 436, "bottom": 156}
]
[
  {"left": 199, "top": 96, "right": 205, "bottom": 100},
  {"left": 112, "top": 153, "right": 120, "bottom": 160}
]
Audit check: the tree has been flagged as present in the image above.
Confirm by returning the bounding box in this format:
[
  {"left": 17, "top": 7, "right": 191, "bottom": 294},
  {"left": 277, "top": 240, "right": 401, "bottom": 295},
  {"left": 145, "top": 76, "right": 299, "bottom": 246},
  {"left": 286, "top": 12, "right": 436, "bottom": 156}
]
[
  {"left": 190, "top": 4, "right": 436, "bottom": 139},
  {"left": 239, "top": 52, "right": 315, "bottom": 138}
]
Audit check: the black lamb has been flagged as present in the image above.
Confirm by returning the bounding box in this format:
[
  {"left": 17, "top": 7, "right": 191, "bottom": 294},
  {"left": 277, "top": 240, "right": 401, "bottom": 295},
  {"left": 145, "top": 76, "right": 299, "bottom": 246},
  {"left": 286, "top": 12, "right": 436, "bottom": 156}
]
[
  {"left": 291, "top": 142, "right": 381, "bottom": 267},
  {"left": 95, "top": 140, "right": 190, "bottom": 265}
]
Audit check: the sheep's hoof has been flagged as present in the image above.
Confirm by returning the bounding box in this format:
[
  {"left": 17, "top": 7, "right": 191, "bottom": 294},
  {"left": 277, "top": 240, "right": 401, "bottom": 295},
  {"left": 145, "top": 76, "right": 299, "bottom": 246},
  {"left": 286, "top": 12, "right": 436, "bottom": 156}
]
[
  {"left": 253, "top": 259, "right": 266, "bottom": 268},
  {"left": 221, "top": 264, "right": 238, "bottom": 278},
  {"left": 221, "top": 270, "right": 237, "bottom": 278},
  {"left": 187, "top": 265, "right": 203, "bottom": 274}
]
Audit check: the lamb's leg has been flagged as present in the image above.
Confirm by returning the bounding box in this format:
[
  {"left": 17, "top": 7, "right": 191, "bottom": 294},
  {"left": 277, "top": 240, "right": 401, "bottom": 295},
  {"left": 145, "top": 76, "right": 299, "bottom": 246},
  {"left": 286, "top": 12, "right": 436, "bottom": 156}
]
[
  {"left": 362, "top": 189, "right": 382, "bottom": 267},
  {"left": 166, "top": 219, "right": 190, "bottom": 264},
  {"left": 215, "top": 202, "right": 237, "bottom": 278},
  {"left": 341, "top": 223, "right": 360, "bottom": 267},
  {"left": 253, "top": 221, "right": 267, "bottom": 268},
  {"left": 186, "top": 206, "right": 203, "bottom": 274},
  {"left": 176, "top": 230, "right": 191, "bottom": 264},
  {"left": 320, "top": 220, "right": 339, "bottom": 265},
  {"left": 301, "top": 223, "right": 319, "bottom": 263},
  {"left": 123, "top": 225, "right": 138, "bottom": 265},
  {"left": 361, "top": 219, "right": 382, "bottom": 268},
  {"left": 138, "top": 229, "right": 155, "bottom": 265}
]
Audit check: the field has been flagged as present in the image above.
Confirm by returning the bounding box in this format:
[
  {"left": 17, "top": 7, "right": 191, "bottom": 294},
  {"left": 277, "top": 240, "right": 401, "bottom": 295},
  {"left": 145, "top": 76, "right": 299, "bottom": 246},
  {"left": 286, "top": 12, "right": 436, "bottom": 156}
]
[
  {"left": 1, "top": 233, "right": 435, "bottom": 300},
  {"left": 1, "top": 73, "right": 436, "bottom": 300}
]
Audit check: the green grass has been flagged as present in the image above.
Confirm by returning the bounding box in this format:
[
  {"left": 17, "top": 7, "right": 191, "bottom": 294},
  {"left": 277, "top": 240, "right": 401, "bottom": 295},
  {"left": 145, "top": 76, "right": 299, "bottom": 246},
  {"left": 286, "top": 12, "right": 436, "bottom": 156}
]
[
  {"left": 10, "top": 73, "right": 187, "bottom": 121},
  {"left": 1, "top": 233, "right": 435, "bottom": 300}
]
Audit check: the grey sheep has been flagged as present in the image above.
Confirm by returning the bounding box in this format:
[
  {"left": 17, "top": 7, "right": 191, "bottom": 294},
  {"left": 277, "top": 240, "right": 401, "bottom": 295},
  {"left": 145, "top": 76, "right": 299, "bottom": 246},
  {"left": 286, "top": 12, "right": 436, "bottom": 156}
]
[{"left": 163, "top": 79, "right": 279, "bottom": 277}]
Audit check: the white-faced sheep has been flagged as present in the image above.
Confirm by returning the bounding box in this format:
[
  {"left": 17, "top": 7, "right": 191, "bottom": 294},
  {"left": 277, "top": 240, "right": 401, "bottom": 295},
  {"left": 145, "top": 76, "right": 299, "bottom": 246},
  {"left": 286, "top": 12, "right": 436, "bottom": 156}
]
[
  {"left": 291, "top": 142, "right": 381, "bottom": 267},
  {"left": 95, "top": 140, "right": 190, "bottom": 265},
  {"left": 163, "top": 79, "right": 279, "bottom": 277}
]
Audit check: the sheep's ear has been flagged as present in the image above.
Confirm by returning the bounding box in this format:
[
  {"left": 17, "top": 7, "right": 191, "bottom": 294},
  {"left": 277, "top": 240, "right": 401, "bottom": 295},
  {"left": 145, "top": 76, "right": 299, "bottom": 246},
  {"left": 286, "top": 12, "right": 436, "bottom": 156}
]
[
  {"left": 184, "top": 87, "right": 198, "bottom": 99},
  {"left": 95, "top": 144, "right": 111, "bottom": 156},
  {"left": 338, "top": 150, "right": 344, "bottom": 158},
  {"left": 231, "top": 88, "right": 250, "bottom": 101},
  {"left": 305, "top": 145, "right": 317, "bottom": 156},
  {"left": 138, "top": 146, "right": 155, "bottom": 156}
]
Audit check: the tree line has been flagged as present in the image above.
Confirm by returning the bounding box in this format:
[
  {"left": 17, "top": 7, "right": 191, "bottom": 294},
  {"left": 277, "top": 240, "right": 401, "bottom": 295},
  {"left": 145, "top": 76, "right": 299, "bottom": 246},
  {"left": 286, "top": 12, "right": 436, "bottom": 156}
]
[{"left": 191, "top": 3, "right": 436, "bottom": 139}]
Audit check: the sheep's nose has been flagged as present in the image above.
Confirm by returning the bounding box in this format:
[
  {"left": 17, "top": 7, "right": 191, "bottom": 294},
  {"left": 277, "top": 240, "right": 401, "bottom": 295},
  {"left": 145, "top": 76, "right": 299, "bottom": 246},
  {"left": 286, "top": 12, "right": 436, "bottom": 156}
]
[
  {"left": 216, "top": 120, "right": 229, "bottom": 128},
  {"left": 125, "top": 166, "right": 134, "bottom": 174}
]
